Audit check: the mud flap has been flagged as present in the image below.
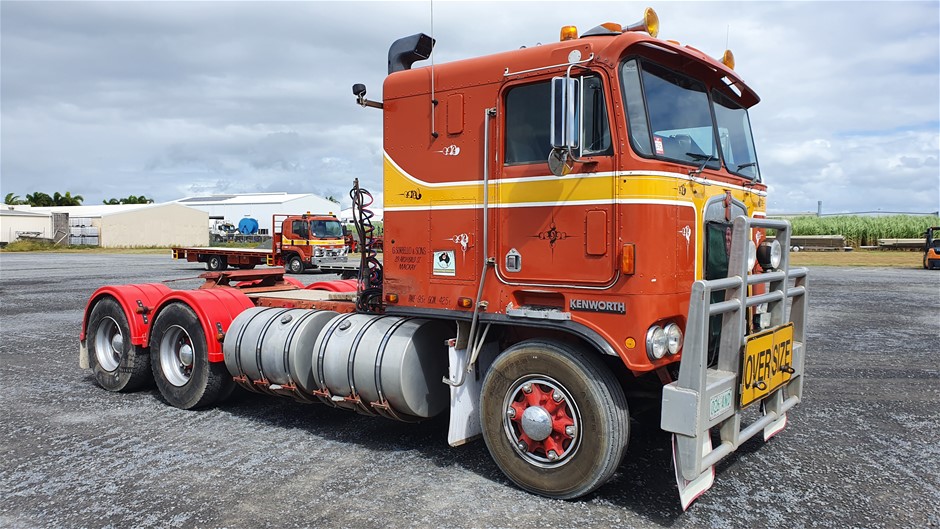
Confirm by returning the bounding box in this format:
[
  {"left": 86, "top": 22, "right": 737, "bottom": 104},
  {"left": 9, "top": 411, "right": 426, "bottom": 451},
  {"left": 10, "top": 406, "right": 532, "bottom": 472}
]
[
  {"left": 446, "top": 345, "right": 479, "bottom": 446},
  {"left": 674, "top": 434, "right": 714, "bottom": 511},
  {"left": 79, "top": 342, "right": 89, "bottom": 369},
  {"left": 762, "top": 390, "right": 788, "bottom": 441}
]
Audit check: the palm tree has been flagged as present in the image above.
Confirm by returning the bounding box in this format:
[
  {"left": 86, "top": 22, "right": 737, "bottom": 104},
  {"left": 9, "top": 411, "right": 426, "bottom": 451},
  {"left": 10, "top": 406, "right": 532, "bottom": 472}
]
[
  {"left": 25, "top": 192, "right": 54, "bottom": 207},
  {"left": 53, "top": 191, "right": 84, "bottom": 206},
  {"left": 103, "top": 198, "right": 121, "bottom": 205},
  {"left": 4, "top": 193, "right": 25, "bottom": 205}
]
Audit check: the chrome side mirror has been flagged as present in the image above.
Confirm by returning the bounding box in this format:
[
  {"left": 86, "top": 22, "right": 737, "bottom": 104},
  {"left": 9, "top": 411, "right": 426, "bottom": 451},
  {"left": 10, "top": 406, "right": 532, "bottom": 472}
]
[{"left": 550, "top": 76, "right": 580, "bottom": 150}]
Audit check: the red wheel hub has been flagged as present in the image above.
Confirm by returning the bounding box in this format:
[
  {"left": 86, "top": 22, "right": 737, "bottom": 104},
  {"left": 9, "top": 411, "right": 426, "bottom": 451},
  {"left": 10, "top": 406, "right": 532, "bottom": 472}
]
[{"left": 507, "top": 380, "right": 577, "bottom": 462}]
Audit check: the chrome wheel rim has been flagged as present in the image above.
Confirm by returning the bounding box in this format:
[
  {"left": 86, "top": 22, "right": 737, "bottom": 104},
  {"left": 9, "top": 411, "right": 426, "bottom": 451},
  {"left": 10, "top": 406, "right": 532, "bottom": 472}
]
[
  {"left": 94, "top": 316, "right": 123, "bottom": 372},
  {"left": 159, "top": 324, "right": 194, "bottom": 387},
  {"left": 502, "top": 376, "right": 581, "bottom": 468}
]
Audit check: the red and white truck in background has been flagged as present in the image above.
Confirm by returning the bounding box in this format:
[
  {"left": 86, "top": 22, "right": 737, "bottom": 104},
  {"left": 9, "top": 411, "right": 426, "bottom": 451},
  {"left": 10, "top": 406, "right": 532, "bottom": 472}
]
[
  {"left": 80, "top": 8, "right": 808, "bottom": 508},
  {"left": 172, "top": 213, "right": 348, "bottom": 273}
]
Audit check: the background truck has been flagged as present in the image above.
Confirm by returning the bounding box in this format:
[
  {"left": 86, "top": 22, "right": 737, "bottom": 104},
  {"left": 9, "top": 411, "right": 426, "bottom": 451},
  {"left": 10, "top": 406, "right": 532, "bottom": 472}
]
[
  {"left": 173, "top": 213, "right": 348, "bottom": 273},
  {"left": 924, "top": 226, "right": 940, "bottom": 269},
  {"left": 80, "top": 8, "right": 808, "bottom": 509}
]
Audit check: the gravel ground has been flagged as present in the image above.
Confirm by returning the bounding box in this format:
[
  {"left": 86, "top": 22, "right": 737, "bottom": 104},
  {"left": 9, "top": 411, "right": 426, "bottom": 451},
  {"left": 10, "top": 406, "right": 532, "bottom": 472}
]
[{"left": 1, "top": 253, "right": 938, "bottom": 528}]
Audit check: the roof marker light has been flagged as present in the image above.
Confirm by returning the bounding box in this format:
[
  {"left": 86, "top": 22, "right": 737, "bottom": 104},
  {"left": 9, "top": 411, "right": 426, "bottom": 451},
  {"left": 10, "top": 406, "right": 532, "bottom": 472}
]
[
  {"left": 721, "top": 49, "right": 735, "bottom": 70},
  {"left": 560, "top": 25, "right": 578, "bottom": 41}
]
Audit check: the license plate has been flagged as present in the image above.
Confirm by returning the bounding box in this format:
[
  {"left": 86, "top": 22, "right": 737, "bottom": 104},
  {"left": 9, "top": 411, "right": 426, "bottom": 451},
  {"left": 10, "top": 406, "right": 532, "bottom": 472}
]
[{"left": 740, "top": 323, "right": 794, "bottom": 407}]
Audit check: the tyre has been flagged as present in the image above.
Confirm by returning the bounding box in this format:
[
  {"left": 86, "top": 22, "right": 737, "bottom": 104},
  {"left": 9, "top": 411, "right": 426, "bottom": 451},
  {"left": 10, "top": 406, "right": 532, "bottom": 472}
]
[
  {"left": 480, "top": 339, "right": 629, "bottom": 499},
  {"left": 150, "top": 302, "right": 234, "bottom": 410},
  {"left": 237, "top": 264, "right": 256, "bottom": 270},
  {"left": 86, "top": 297, "right": 151, "bottom": 392},
  {"left": 206, "top": 255, "right": 227, "bottom": 271},
  {"left": 286, "top": 255, "right": 304, "bottom": 274},
  {"left": 924, "top": 254, "right": 929, "bottom": 270}
]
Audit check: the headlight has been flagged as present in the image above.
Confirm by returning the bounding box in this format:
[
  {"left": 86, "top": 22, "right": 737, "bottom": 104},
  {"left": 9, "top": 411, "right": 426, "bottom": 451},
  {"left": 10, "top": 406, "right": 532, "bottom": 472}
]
[
  {"left": 646, "top": 325, "right": 667, "bottom": 360},
  {"left": 664, "top": 323, "right": 683, "bottom": 355},
  {"left": 315, "top": 248, "right": 324, "bottom": 257},
  {"left": 757, "top": 240, "right": 782, "bottom": 270},
  {"left": 747, "top": 240, "right": 757, "bottom": 271}
]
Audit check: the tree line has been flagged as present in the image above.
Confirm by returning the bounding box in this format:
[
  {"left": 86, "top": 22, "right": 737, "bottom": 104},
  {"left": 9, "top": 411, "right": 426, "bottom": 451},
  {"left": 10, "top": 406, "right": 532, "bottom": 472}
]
[{"left": 4, "top": 192, "right": 154, "bottom": 206}]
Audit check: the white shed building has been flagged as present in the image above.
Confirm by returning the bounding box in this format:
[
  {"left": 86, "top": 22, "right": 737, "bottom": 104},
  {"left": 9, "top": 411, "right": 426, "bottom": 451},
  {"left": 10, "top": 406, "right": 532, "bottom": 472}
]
[
  {"left": 174, "top": 193, "right": 341, "bottom": 234},
  {"left": 12, "top": 203, "right": 208, "bottom": 247},
  {"left": 0, "top": 208, "right": 53, "bottom": 244}
]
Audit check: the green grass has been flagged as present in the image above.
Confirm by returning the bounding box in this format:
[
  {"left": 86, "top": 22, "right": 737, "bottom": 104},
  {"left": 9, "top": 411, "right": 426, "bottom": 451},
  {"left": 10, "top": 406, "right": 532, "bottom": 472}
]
[{"left": 1, "top": 240, "right": 169, "bottom": 253}]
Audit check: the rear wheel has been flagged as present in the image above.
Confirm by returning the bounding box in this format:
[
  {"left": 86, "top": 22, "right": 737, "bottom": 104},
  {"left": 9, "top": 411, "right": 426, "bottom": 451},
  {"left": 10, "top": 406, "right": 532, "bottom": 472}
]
[
  {"left": 286, "top": 255, "right": 304, "bottom": 274},
  {"left": 206, "top": 255, "right": 227, "bottom": 271},
  {"left": 237, "top": 264, "right": 256, "bottom": 270},
  {"left": 480, "top": 339, "right": 629, "bottom": 499},
  {"left": 150, "top": 302, "right": 233, "bottom": 409},
  {"left": 86, "top": 297, "right": 151, "bottom": 392}
]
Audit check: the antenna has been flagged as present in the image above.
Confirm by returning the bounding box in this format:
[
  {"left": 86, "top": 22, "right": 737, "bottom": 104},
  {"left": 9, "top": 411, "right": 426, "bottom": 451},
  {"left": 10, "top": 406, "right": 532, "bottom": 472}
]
[
  {"left": 430, "top": 0, "right": 439, "bottom": 138},
  {"left": 725, "top": 24, "right": 730, "bottom": 50}
]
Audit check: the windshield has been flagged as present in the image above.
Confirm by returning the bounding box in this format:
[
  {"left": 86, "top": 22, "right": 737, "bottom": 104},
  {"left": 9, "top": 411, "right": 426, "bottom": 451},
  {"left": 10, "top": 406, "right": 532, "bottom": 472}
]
[
  {"left": 713, "top": 90, "right": 760, "bottom": 180},
  {"left": 310, "top": 220, "right": 343, "bottom": 239},
  {"left": 620, "top": 58, "right": 760, "bottom": 180}
]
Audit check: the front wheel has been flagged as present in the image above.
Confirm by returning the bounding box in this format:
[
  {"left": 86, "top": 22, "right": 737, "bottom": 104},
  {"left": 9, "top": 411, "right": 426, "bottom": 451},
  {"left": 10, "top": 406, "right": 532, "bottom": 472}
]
[
  {"left": 286, "top": 255, "right": 304, "bottom": 274},
  {"left": 150, "top": 302, "right": 233, "bottom": 410},
  {"left": 480, "top": 339, "right": 629, "bottom": 499},
  {"left": 86, "top": 297, "right": 151, "bottom": 392}
]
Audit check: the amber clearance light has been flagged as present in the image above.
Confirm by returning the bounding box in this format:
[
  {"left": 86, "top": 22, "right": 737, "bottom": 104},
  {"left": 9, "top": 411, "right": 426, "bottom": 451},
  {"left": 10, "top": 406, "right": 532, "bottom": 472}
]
[
  {"left": 560, "top": 25, "right": 578, "bottom": 41},
  {"left": 721, "top": 49, "right": 735, "bottom": 70},
  {"left": 620, "top": 244, "right": 636, "bottom": 275}
]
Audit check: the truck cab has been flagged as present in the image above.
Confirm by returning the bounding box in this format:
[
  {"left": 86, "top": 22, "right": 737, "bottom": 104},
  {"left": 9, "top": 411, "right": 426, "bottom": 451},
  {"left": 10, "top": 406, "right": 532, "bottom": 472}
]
[{"left": 273, "top": 213, "right": 347, "bottom": 273}]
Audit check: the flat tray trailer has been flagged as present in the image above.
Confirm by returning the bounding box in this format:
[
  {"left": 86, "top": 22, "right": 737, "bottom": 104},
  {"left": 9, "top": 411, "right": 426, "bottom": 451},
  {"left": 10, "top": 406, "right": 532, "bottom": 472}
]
[{"left": 171, "top": 246, "right": 347, "bottom": 273}]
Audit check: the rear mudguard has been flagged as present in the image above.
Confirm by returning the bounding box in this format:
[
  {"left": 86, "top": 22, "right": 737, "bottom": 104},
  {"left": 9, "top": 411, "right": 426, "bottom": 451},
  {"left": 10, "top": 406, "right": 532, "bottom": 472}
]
[
  {"left": 79, "top": 283, "right": 173, "bottom": 369},
  {"left": 149, "top": 288, "right": 255, "bottom": 362}
]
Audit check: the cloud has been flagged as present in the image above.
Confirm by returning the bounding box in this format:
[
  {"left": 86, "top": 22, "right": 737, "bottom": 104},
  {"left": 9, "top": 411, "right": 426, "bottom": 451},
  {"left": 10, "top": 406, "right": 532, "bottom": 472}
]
[{"left": 1, "top": 1, "right": 937, "bottom": 215}]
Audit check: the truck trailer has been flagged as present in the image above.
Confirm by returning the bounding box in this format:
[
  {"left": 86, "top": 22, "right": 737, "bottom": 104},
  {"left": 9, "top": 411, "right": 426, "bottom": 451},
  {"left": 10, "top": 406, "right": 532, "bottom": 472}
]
[
  {"left": 173, "top": 213, "right": 348, "bottom": 273},
  {"left": 80, "top": 8, "right": 808, "bottom": 509}
]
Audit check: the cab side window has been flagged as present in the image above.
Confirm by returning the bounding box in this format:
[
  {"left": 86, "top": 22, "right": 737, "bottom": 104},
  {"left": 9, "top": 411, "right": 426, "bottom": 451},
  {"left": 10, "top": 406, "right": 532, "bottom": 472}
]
[
  {"left": 291, "top": 220, "right": 308, "bottom": 239},
  {"left": 504, "top": 76, "right": 612, "bottom": 165},
  {"left": 505, "top": 82, "right": 551, "bottom": 165}
]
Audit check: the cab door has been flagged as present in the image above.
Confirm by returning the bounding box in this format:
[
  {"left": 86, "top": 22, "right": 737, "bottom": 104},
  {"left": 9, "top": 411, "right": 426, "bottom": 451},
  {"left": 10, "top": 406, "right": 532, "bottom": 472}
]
[{"left": 495, "top": 73, "right": 618, "bottom": 287}]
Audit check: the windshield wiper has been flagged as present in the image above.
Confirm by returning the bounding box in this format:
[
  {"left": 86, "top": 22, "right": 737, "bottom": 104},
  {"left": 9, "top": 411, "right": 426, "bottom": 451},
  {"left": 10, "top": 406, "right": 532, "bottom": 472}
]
[
  {"left": 687, "top": 152, "right": 716, "bottom": 176},
  {"left": 736, "top": 162, "right": 757, "bottom": 170}
]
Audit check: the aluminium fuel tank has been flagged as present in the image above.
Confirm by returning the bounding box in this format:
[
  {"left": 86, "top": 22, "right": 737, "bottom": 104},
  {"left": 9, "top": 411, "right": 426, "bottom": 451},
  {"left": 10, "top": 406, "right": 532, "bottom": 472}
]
[
  {"left": 312, "top": 313, "right": 452, "bottom": 419},
  {"left": 222, "top": 308, "right": 453, "bottom": 420},
  {"left": 223, "top": 307, "right": 338, "bottom": 389}
]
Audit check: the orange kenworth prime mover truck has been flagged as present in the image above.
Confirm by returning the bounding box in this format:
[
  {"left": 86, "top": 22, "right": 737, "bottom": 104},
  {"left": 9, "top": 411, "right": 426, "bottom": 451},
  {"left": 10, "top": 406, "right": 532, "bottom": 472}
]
[{"left": 79, "top": 9, "right": 807, "bottom": 509}]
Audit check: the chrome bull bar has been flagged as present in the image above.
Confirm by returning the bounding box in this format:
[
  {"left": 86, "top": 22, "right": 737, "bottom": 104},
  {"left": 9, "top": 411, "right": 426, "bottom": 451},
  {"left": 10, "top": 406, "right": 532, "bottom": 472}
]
[{"left": 661, "top": 216, "right": 808, "bottom": 505}]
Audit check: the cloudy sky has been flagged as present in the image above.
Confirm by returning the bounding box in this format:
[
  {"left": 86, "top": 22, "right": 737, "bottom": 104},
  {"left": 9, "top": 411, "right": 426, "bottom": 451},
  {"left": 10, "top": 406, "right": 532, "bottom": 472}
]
[{"left": 1, "top": 1, "right": 938, "bottom": 214}]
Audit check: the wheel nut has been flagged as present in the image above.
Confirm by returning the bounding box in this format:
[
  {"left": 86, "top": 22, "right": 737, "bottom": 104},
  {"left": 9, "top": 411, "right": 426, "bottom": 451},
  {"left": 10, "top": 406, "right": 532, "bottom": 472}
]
[
  {"left": 547, "top": 450, "right": 559, "bottom": 461},
  {"left": 517, "top": 441, "right": 528, "bottom": 452},
  {"left": 522, "top": 383, "right": 533, "bottom": 394},
  {"left": 565, "top": 425, "right": 576, "bottom": 437},
  {"left": 552, "top": 391, "right": 563, "bottom": 402},
  {"left": 507, "top": 408, "right": 516, "bottom": 419}
]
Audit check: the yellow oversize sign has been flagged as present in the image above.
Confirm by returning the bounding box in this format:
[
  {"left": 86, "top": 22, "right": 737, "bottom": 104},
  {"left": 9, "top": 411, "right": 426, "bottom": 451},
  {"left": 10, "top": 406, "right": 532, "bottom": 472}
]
[{"left": 740, "top": 323, "right": 794, "bottom": 407}]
